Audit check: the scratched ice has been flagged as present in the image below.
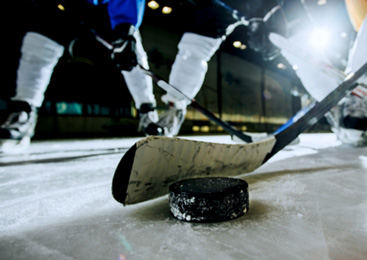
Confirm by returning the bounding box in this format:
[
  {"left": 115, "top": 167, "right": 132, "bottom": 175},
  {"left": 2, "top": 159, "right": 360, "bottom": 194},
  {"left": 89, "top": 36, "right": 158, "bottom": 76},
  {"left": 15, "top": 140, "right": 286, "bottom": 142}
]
[{"left": 0, "top": 134, "right": 366, "bottom": 260}]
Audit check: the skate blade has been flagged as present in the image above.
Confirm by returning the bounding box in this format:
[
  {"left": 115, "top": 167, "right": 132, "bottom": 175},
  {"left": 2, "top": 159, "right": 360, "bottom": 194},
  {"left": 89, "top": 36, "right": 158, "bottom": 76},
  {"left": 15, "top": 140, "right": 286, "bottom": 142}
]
[
  {"left": 335, "top": 127, "right": 367, "bottom": 147},
  {"left": 0, "top": 137, "right": 31, "bottom": 154}
]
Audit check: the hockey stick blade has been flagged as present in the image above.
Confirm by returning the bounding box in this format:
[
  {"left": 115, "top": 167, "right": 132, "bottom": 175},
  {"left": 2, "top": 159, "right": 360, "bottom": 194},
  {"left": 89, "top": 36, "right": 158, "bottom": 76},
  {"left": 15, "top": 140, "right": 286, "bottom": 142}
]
[
  {"left": 112, "top": 62, "right": 367, "bottom": 205},
  {"left": 112, "top": 136, "right": 276, "bottom": 205}
]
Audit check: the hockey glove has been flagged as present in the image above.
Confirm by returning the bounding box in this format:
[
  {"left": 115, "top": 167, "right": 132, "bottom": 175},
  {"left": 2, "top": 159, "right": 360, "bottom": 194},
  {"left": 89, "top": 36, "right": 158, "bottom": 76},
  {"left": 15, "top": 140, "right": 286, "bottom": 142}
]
[{"left": 111, "top": 24, "right": 138, "bottom": 71}]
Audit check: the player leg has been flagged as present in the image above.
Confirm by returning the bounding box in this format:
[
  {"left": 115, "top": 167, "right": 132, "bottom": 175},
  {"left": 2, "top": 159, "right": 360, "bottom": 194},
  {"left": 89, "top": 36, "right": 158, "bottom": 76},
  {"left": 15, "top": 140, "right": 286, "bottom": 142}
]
[
  {"left": 121, "top": 30, "right": 164, "bottom": 136},
  {"left": 0, "top": 32, "right": 65, "bottom": 152},
  {"left": 0, "top": 0, "right": 86, "bottom": 152},
  {"left": 158, "top": 33, "right": 222, "bottom": 136},
  {"left": 157, "top": 2, "right": 238, "bottom": 137}
]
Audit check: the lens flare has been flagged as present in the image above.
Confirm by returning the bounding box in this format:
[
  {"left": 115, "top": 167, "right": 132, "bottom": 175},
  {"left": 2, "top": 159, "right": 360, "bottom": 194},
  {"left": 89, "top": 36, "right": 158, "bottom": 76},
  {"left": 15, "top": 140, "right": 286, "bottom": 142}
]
[{"left": 310, "top": 28, "right": 330, "bottom": 50}]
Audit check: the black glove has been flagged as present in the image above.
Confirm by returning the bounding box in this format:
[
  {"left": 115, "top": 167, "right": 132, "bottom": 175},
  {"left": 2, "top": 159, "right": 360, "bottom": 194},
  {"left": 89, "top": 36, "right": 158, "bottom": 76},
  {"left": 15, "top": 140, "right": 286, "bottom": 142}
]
[
  {"left": 247, "top": 18, "right": 280, "bottom": 61},
  {"left": 111, "top": 24, "right": 138, "bottom": 71}
]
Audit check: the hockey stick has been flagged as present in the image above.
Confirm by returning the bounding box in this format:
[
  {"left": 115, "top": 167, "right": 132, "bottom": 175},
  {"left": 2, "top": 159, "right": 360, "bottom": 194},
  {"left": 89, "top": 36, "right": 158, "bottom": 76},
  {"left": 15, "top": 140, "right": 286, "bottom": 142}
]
[
  {"left": 91, "top": 29, "right": 253, "bottom": 143},
  {"left": 112, "top": 62, "right": 367, "bottom": 205},
  {"left": 138, "top": 66, "right": 253, "bottom": 142},
  {"left": 215, "top": 0, "right": 367, "bottom": 139},
  {"left": 211, "top": 0, "right": 282, "bottom": 24},
  {"left": 265, "top": 63, "right": 367, "bottom": 161},
  {"left": 89, "top": 2, "right": 283, "bottom": 143},
  {"left": 211, "top": 0, "right": 249, "bottom": 25}
]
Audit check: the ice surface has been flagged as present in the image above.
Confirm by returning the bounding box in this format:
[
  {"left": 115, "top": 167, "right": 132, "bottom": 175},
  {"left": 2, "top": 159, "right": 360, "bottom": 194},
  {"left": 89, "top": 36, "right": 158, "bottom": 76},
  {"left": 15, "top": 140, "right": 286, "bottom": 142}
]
[{"left": 0, "top": 134, "right": 366, "bottom": 260}]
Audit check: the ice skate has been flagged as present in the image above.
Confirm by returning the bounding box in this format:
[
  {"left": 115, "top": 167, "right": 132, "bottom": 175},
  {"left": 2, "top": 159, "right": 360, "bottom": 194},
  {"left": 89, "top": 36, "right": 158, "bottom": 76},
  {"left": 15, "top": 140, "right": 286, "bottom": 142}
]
[
  {"left": 327, "top": 93, "right": 367, "bottom": 146},
  {"left": 157, "top": 102, "right": 186, "bottom": 137},
  {"left": 138, "top": 103, "right": 164, "bottom": 136},
  {"left": 0, "top": 101, "right": 38, "bottom": 153}
]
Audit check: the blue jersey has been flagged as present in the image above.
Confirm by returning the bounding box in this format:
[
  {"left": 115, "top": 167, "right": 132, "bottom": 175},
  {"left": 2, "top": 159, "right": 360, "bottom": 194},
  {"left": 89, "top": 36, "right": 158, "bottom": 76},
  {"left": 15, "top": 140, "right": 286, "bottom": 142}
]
[{"left": 86, "top": 0, "right": 146, "bottom": 29}]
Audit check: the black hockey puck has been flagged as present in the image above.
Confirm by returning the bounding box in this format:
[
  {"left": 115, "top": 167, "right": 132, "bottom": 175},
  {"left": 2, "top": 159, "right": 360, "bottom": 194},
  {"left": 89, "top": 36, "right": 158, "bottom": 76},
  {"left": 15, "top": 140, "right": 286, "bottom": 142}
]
[{"left": 168, "top": 177, "right": 249, "bottom": 222}]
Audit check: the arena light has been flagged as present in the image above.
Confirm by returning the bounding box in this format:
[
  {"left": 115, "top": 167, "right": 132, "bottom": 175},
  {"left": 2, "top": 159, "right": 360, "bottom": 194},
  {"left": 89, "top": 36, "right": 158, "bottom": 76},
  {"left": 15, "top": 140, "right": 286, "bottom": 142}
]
[
  {"left": 233, "top": 41, "right": 242, "bottom": 48},
  {"left": 162, "top": 6, "right": 172, "bottom": 14},
  {"left": 233, "top": 41, "right": 247, "bottom": 50},
  {"left": 147, "top": 1, "right": 159, "bottom": 10},
  {"left": 277, "top": 63, "right": 286, "bottom": 70},
  {"left": 57, "top": 4, "right": 65, "bottom": 11}
]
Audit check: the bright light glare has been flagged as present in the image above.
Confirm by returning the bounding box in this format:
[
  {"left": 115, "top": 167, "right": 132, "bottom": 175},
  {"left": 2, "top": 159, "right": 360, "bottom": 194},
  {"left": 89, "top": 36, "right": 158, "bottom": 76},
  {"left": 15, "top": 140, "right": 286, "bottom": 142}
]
[
  {"left": 162, "top": 6, "right": 172, "bottom": 14},
  {"left": 233, "top": 41, "right": 242, "bottom": 48},
  {"left": 277, "top": 63, "right": 286, "bottom": 70},
  {"left": 240, "top": 44, "right": 247, "bottom": 50},
  {"left": 233, "top": 41, "right": 247, "bottom": 50},
  {"left": 310, "top": 28, "right": 330, "bottom": 50},
  {"left": 147, "top": 1, "right": 159, "bottom": 9},
  {"left": 57, "top": 4, "right": 65, "bottom": 11}
]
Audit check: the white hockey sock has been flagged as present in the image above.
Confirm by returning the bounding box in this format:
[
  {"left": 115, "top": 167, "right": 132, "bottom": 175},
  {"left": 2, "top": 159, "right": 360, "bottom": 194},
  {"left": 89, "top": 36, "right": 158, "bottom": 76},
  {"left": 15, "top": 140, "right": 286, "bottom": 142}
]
[
  {"left": 166, "top": 33, "right": 222, "bottom": 105},
  {"left": 122, "top": 30, "right": 156, "bottom": 108},
  {"left": 14, "top": 32, "right": 64, "bottom": 107}
]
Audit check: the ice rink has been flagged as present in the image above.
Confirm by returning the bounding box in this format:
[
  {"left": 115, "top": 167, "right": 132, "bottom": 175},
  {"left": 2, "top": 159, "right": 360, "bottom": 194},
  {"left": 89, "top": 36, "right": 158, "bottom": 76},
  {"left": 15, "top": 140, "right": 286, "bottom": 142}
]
[{"left": 1, "top": 133, "right": 366, "bottom": 260}]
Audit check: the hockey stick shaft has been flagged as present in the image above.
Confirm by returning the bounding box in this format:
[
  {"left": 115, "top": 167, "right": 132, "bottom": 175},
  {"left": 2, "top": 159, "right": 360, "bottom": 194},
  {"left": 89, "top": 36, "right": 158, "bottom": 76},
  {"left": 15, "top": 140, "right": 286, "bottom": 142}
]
[
  {"left": 212, "top": 0, "right": 249, "bottom": 25},
  {"left": 212, "top": 0, "right": 281, "bottom": 24},
  {"left": 93, "top": 29, "right": 113, "bottom": 50},
  {"left": 264, "top": 61, "right": 367, "bottom": 162},
  {"left": 272, "top": 102, "right": 315, "bottom": 135},
  {"left": 138, "top": 66, "right": 253, "bottom": 143}
]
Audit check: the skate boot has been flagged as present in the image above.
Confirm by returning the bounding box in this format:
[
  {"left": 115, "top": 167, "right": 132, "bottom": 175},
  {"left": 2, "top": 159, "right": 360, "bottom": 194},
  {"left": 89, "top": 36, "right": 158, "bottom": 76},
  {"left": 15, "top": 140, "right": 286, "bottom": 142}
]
[
  {"left": 138, "top": 103, "right": 164, "bottom": 136},
  {"left": 158, "top": 101, "right": 187, "bottom": 137},
  {"left": 0, "top": 101, "right": 38, "bottom": 153},
  {"left": 326, "top": 93, "right": 367, "bottom": 146}
]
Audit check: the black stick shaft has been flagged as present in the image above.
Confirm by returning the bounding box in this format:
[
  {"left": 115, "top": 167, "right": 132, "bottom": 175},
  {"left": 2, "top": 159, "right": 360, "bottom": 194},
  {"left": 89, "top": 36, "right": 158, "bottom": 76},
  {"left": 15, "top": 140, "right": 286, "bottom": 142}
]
[
  {"left": 264, "top": 62, "right": 367, "bottom": 162},
  {"left": 140, "top": 66, "right": 253, "bottom": 143}
]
